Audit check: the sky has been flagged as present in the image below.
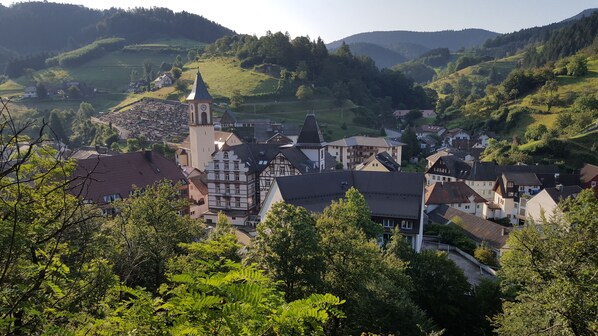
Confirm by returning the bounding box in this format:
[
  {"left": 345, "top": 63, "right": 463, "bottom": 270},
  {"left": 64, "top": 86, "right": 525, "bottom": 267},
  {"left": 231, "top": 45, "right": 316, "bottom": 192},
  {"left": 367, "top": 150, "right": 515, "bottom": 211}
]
[{"left": 1, "top": 0, "right": 597, "bottom": 43}]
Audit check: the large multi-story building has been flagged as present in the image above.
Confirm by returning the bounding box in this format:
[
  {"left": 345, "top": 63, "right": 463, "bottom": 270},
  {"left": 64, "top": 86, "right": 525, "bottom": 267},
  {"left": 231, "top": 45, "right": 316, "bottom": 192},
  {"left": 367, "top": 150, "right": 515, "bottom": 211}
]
[
  {"left": 327, "top": 136, "right": 403, "bottom": 170},
  {"left": 203, "top": 115, "right": 330, "bottom": 225},
  {"left": 259, "top": 171, "right": 426, "bottom": 251}
]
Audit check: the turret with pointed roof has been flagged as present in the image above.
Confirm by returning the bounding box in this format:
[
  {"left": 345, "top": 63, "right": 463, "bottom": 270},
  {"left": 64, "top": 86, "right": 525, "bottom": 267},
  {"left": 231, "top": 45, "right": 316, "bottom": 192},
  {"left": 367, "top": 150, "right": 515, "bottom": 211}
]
[
  {"left": 187, "top": 69, "right": 212, "bottom": 102},
  {"left": 295, "top": 114, "right": 326, "bottom": 171},
  {"left": 296, "top": 114, "right": 325, "bottom": 147}
]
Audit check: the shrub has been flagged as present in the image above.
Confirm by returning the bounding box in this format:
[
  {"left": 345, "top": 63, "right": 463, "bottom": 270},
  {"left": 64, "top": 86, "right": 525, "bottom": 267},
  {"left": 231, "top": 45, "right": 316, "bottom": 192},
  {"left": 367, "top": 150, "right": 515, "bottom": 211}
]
[{"left": 474, "top": 243, "right": 497, "bottom": 266}]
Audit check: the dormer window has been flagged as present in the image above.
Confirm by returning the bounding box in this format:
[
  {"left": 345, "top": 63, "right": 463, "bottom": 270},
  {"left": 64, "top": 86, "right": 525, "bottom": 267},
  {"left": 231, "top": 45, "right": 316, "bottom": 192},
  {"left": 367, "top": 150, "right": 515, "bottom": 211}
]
[{"left": 223, "top": 152, "right": 229, "bottom": 159}]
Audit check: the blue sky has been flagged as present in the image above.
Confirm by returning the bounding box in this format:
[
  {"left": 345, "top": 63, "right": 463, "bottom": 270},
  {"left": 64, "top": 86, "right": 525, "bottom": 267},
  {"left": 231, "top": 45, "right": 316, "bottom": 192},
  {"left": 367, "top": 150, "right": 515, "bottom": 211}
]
[{"left": 2, "top": 0, "right": 597, "bottom": 42}]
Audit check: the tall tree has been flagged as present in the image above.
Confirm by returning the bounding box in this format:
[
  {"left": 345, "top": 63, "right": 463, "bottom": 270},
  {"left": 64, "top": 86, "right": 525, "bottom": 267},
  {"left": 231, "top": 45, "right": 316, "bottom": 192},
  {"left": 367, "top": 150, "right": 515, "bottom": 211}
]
[
  {"left": 248, "top": 202, "right": 323, "bottom": 300},
  {"left": 494, "top": 189, "right": 598, "bottom": 336}
]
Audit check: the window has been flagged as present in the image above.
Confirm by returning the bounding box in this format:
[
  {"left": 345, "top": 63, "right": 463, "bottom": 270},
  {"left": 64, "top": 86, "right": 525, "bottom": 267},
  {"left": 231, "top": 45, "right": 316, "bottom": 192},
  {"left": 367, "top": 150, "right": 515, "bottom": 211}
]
[
  {"left": 235, "top": 184, "right": 240, "bottom": 194},
  {"left": 279, "top": 166, "right": 286, "bottom": 175},
  {"left": 234, "top": 162, "right": 239, "bottom": 170},
  {"left": 465, "top": 205, "right": 470, "bottom": 209},
  {"left": 592, "top": 181, "right": 597, "bottom": 188},
  {"left": 102, "top": 194, "right": 121, "bottom": 203},
  {"left": 224, "top": 173, "right": 230, "bottom": 180},
  {"left": 234, "top": 172, "right": 240, "bottom": 181},
  {"left": 235, "top": 197, "right": 241, "bottom": 207},
  {"left": 224, "top": 162, "right": 229, "bottom": 170},
  {"left": 382, "top": 219, "right": 394, "bottom": 228},
  {"left": 214, "top": 160, "right": 220, "bottom": 169},
  {"left": 507, "top": 181, "right": 513, "bottom": 187},
  {"left": 401, "top": 220, "right": 413, "bottom": 230},
  {"left": 223, "top": 152, "right": 229, "bottom": 159}
]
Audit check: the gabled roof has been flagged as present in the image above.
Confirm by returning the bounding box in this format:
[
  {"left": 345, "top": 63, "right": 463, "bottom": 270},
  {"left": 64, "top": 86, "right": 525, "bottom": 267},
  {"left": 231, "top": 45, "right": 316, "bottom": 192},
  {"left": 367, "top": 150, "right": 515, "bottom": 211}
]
[
  {"left": 296, "top": 114, "right": 324, "bottom": 145},
  {"left": 502, "top": 172, "right": 541, "bottom": 186},
  {"left": 71, "top": 151, "right": 186, "bottom": 204},
  {"left": 358, "top": 152, "right": 400, "bottom": 171},
  {"left": 428, "top": 155, "right": 472, "bottom": 179},
  {"left": 328, "top": 136, "right": 404, "bottom": 148},
  {"left": 543, "top": 185, "right": 583, "bottom": 203},
  {"left": 224, "top": 143, "right": 280, "bottom": 173},
  {"left": 428, "top": 205, "right": 510, "bottom": 250},
  {"left": 425, "top": 182, "right": 486, "bottom": 205},
  {"left": 275, "top": 171, "right": 424, "bottom": 220},
  {"left": 187, "top": 69, "right": 212, "bottom": 101},
  {"left": 280, "top": 147, "right": 317, "bottom": 174},
  {"left": 220, "top": 110, "right": 238, "bottom": 125}
]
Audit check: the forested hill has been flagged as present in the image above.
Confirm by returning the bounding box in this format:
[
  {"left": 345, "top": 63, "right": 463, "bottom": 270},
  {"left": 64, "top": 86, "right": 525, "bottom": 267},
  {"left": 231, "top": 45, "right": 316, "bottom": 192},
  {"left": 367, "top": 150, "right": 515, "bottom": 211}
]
[
  {"left": 0, "top": 2, "right": 234, "bottom": 55},
  {"left": 482, "top": 8, "right": 598, "bottom": 58},
  {"left": 327, "top": 29, "right": 499, "bottom": 53},
  {"left": 340, "top": 42, "right": 408, "bottom": 68}
]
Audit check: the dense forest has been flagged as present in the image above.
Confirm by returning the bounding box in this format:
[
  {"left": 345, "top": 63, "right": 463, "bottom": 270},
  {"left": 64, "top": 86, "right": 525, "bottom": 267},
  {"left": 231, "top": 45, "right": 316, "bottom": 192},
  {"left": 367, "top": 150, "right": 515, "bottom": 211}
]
[{"left": 0, "top": 2, "right": 234, "bottom": 54}]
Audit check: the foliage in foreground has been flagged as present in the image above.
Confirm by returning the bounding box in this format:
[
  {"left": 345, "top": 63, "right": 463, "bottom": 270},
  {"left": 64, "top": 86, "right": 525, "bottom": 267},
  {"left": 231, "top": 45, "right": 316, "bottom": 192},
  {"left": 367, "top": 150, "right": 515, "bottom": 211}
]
[{"left": 495, "top": 189, "right": 598, "bottom": 336}]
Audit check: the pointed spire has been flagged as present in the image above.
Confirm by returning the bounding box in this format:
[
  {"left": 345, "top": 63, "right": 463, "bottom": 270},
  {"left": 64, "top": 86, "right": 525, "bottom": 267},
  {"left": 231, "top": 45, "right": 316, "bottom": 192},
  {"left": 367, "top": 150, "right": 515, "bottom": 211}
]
[
  {"left": 297, "top": 114, "right": 325, "bottom": 145},
  {"left": 187, "top": 67, "right": 212, "bottom": 101}
]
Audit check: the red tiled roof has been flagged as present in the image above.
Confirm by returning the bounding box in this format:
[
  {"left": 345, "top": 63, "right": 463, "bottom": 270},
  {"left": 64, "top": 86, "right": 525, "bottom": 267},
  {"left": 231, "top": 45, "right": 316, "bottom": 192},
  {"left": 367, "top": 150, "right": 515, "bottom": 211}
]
[
  {"left": 71, "top": 151, "right": 186, "bottom": 204},
  {"left": 425, "top": 181, "right": 486, "bottom": 205}
]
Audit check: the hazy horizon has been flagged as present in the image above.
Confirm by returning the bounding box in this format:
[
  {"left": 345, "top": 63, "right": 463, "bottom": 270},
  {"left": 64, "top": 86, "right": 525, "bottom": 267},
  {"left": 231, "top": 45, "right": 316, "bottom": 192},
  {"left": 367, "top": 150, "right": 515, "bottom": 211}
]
[{"left": 0, "top": 0, "right": 596, "bottom": 42}]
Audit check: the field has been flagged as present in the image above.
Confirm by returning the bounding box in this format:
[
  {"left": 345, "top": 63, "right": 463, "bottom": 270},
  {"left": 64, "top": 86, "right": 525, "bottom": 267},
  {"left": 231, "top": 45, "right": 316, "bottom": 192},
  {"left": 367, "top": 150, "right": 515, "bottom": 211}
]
[{"left": 233, "top": 98, "right": 379, "bottom": 140}]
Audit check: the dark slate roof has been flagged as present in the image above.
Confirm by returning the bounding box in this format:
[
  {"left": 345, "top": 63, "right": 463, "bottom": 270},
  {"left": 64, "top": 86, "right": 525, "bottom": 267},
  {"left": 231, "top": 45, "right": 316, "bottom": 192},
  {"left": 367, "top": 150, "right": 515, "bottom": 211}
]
[
  {"left": 187, "top": 70, "right": 212, "bottom": 101},
  {"left": 226, "top": 143, "right": 281, "bottom": 173},
  {"left": 220, "top": 110, "right": 238, "bottom": 125},
  {"left": 275, "top": 171, "right": 424, "bottom": 220},
  {"left": 428, "top": 205, "right": 510, "bottom": 250},
  {"left": 425, "top": 181, "right": 486, "bottom": 205},
  {"left": 440, "top": 155, "right": 472, "bottom": 179},
  {"left": 296, "top": 114, "right": 324, "bottom": 145},
  {"left": 280, "top": 147, "right": 317, "bottom": 174},
  {"left": 469, "top": 161, "right": 500, "bottom": 180},
  {"left": 71, "top": 151, "right": 186, "bottom": 204},
  {"left": 502, "top": 172, "right": 541, "bottom": 186},
  {"left": 544, "top": 185, "right": 583, "bottom": 203}
]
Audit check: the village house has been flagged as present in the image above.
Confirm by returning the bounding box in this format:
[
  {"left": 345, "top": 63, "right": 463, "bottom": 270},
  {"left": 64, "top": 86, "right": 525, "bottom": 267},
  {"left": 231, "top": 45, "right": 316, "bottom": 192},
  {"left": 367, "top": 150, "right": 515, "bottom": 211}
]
[
  {"left": 580, "top": 163, "right": 598, "bottom": 196},
  {"left": 413, "top": 125, "right": 446, "bottom": 139},
  {"left": 327, "top": 136, "right": 403, "bottom": 170},
  {"left": 70, "top": 150, "right": 188, "bottom": 216},
  {"left": 355, "top": 152, "right": 401, "bottom": 172},
  {"left": 428, "top": 205, "right": 511, "bottom": 257},
  {"left": 522, "top": 185, "right": 583, "bottom": 223},
  {"left": 153, "top": 73, "right": 174, "bottom": 89},
  {"left": 23, "top": 86, "right": 37, "bottom": 98},
  {"left": 425, "top": 181, "right": 486, "bottom": 216},
  {"left": 443, "top": 128, "right": 471, "bottom": 146},
  {"left": 259, "top": 171, "right": 426, "bottom": 251},
  {"left": 183, "top": 167, "right": 209, "bottom": 219},
  {"left": 485, "top": 172, "right": 544, "bottom": 224}
]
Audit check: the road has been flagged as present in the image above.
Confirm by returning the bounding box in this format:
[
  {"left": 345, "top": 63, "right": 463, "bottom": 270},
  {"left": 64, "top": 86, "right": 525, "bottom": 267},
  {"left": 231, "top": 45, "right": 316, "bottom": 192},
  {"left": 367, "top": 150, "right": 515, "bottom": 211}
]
[{"left": 423, "top": 241, "right": 495, "bottom": 286}]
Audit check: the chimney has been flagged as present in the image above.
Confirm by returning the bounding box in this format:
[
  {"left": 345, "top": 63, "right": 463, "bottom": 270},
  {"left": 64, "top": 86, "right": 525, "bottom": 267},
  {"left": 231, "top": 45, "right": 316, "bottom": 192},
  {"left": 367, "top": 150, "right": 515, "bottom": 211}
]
[
  {"left": 501, "top": 227, "right": 508, "bottom": 236},
  {"left": 556, "top": 184, "right": 563, "bottom": 192},
  {"left": 144, "top": 150, "right": 152, "bottom": 162}
]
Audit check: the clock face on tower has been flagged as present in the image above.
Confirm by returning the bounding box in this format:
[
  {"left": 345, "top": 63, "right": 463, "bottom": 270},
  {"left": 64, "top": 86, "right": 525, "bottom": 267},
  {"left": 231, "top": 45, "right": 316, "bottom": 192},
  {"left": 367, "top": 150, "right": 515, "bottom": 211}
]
[{"left": 200, "top": 104, "right": 208, "bottom": 112}]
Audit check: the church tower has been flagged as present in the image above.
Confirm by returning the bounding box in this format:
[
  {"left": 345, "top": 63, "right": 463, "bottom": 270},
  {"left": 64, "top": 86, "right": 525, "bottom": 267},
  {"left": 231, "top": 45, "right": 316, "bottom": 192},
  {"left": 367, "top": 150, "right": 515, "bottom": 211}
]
[{"left": 187, "top": 69, "right": 214, "bottom": 171}]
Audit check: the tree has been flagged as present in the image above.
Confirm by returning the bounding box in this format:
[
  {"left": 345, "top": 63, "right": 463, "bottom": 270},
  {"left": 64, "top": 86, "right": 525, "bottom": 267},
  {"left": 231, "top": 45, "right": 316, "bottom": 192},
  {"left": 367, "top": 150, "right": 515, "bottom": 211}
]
[
  {"left": 174, "top": 79, "right": 188, "bottom": 93},
  {"left": 35, "top": 82, "right": 47, "bottom": 99},
  {"left": 48, "top": 109, "right": 68, "bottom": 143},
  {"left": 0, "top": 102, "right": 115, "bottom": 334},
  {"left": 248, "top": 202, "right": 323, "bottom": 300},
  {"left": 524, "top": 123, "right": 548, "bottom": 142},
  {"left": 473, "top": 243, "right": 496, "bottom": 266},
  {"left": 495, "top": 189, "right": 598, "bottom": 336},
  {"left": 400, "top": 128, "right": 420, "bottom": 160},
  {"left": 566, "top": 56, "right": 588, "bottom": 77},
  {"left": 295, "top": 84, "right": 314, "bottom": 101},
  {"left": 105, "top": 181, "right": 204, "bottom": 292},
  {"left": 174, "top": 54, "right": 184, "bottom": 68},
  {"left": 539, "top": 79, "right": 559, "bottom": 112},
  {"left": 187, "top": 49, "right": 198, "bottom": 62},
  {"left": 67, "top": 85, "right": 81, "bottom": 99},
  {"left": 143, "top": 60, "right": 154, "bottom": 91},
  {"left": 316, "top": 190, "right": 429, "bottom": 335},
  {"left": 170, "top": 66, "right": 182, "bottom": 79}
]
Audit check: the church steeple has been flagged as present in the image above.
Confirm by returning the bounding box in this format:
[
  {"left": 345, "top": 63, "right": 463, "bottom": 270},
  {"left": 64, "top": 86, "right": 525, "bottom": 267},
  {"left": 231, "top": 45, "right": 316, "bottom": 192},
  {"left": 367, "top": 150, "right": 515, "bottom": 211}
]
[
  {"left": 187, "top": 69, "right": 212, "bottom": 101},
  {"left": 186, "top": 67, "right": 215, "bottom": 172}
]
